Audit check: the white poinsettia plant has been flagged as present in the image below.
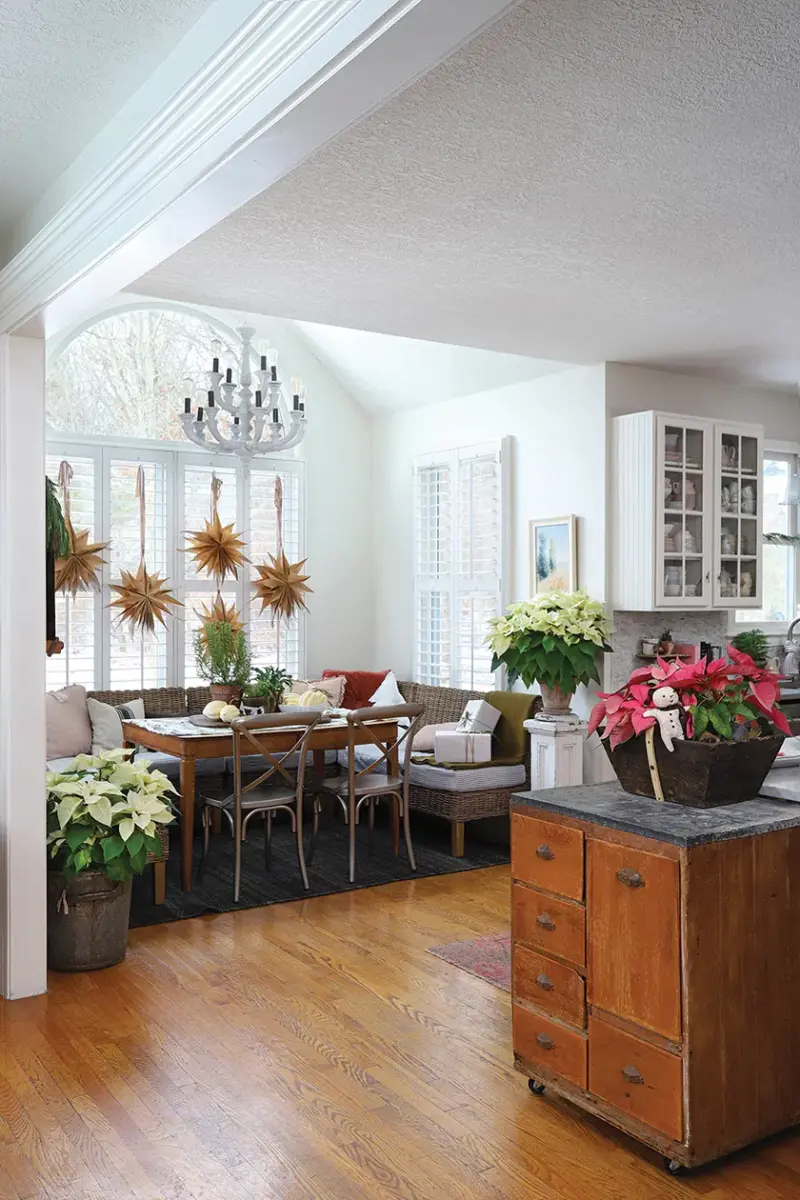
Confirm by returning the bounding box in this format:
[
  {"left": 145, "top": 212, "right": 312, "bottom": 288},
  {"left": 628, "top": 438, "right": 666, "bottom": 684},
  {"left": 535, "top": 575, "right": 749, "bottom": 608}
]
[
  {"left": 486, "top": 590, "right": 612, "bottom": 693},
  {"left": 46, "top": 748, "right": 176, "bottom": 882}
]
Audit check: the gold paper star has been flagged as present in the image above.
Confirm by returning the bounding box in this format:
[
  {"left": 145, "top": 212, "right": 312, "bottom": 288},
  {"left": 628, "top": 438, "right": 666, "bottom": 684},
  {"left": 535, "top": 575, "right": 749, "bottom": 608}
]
[
  {"left": 253, "top": 552, "right": 312, "bottom": 622},
  {"left": 184, "top": 515, "right": 248, "bottom": 584},
  {"left": 195, "top": 595, "right": 244, "bottom": 642},
  {"left": 109, "top": 564, "right": 182, "bottom": 634},
  {"left": 55, "top": 526, "right": 109, "bottom": 595}
]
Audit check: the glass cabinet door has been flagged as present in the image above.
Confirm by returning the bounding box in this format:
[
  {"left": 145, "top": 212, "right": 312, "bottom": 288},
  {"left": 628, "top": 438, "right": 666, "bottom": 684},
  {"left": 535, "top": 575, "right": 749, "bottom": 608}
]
[
  {"left": 713, "top": 424, "right": 763, "bottom": 607},
  {"left": 655, "top": 416, "right": 712, "bottom": 608}
]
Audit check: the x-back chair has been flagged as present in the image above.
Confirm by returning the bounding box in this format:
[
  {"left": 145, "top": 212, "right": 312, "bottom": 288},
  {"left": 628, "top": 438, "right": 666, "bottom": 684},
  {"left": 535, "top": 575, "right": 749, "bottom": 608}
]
[
  {"left": 199, "top": 711, "right": 322, "bottom": 901},
  {"left": 320, "top": 703, "right": 424, "bottom": 882}
]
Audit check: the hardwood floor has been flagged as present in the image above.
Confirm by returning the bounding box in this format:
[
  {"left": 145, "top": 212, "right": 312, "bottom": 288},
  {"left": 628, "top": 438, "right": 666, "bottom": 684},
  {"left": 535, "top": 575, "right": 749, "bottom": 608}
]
[{"left": 2, "top": 866, "right": 800, "bottom": 1198}]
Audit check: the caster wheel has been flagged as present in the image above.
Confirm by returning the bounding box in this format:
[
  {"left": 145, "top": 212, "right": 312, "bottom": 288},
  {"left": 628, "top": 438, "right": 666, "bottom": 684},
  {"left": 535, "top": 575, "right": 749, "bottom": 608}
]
[
  {"left": 664, "top": 1158, "right": 684, "bottom": 1175},
  {"left": 528, "top": 1079, "right": 546, "bottom": 1095}
]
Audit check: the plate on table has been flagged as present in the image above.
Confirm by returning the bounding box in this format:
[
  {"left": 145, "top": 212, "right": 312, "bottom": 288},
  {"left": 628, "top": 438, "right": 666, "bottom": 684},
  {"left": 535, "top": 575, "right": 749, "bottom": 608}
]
[{"left": 189, "top": 714, "right": 232, "bottom": 729}]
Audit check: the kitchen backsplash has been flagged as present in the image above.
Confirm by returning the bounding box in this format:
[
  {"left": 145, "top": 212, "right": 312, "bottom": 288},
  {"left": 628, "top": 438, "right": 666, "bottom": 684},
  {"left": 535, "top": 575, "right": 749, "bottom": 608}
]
[{"left": 607, "top": 610, "right": 729, "bottom": 691}]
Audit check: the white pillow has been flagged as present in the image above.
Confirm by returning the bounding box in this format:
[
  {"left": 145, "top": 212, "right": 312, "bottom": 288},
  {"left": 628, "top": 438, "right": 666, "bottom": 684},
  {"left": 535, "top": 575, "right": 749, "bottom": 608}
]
[
  {"left": 369, "top": 670, "right": 405, "bottom": 707},
  {"left": 87, "top": 696, "right": 145, "bottom": 754}
]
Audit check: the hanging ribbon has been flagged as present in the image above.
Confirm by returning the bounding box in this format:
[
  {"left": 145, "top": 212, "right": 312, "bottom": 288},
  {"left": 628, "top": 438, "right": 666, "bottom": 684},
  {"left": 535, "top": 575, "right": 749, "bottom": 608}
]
[
  {"left": 210, "top": 471, "right": 222, "bottom": 522},
  {"left": 135, "top": 465, "right": 146, "bottom": 565},
  {"left": 274, "top": 475, "right": 284, "bottom": 556},
  {"left": 57, "top": 459, "right": 74, "bottom": 529}
]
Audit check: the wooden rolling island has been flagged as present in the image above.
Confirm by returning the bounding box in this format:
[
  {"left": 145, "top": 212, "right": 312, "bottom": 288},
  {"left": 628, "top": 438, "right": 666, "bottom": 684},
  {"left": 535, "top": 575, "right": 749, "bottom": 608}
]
[{"left": 511, "top": 782, "right": 800, "bottom": 1172}]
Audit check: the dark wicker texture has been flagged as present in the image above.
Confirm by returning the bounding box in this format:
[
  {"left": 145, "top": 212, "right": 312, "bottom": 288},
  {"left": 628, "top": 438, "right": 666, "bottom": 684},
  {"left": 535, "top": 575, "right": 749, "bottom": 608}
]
[{"left": 88, "top": 687, "right": 188, "bottom": 717}]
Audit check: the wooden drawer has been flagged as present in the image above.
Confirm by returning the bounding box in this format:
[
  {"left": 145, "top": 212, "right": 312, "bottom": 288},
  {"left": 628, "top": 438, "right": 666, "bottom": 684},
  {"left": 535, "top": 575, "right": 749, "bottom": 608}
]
[
  {"left": 513, "top": 945, "right": 586, "bottom": 1028},
  {"left": 512, "top": 812, "right": 584, "bottom": 901},
  {"left": 588, "top": 1017, "right": 683, "bottom": 1141},
  {"left": 587, "top": 839, "right": 681, "bottom": 1040},
  {"left": 513, "top": 884, "right": 585, "bottom": 968},
  {"left": 513, "top": 1004, "right": 587, "bottom": 1089}
]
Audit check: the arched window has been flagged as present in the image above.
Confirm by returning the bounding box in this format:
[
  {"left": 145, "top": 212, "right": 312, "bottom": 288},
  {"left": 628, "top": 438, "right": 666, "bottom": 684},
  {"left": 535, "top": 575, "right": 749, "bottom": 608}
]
[
  {"left": 47, "top": 306, "right": 236, "bottom": 440},
  {"left": 46, "top": 306, "right": 303, "bottom": 691}
]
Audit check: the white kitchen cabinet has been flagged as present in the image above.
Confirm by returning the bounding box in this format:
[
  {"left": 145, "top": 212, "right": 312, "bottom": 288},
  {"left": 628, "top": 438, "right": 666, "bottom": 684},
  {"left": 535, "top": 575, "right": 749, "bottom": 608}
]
[{"left": 611, "top": 411, "right": 763, "bottom": 612}]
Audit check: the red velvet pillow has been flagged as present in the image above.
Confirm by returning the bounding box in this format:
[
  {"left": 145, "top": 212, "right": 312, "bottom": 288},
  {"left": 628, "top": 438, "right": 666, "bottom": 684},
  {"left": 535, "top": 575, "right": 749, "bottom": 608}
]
[{"left": 321, "top": 669, "right": 389, "bottom": 709}]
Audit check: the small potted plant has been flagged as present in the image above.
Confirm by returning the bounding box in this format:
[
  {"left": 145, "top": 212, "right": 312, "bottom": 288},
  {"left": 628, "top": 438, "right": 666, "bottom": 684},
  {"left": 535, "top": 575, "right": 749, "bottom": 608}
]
[
  {"left": 589, "top": 647, "right": 789, "bottom": 807},
  {"left": 486, "top": 590, "right": 612, "bottom": 714},
  {"left": 244, "top": 665, "right": 293, "bottom": 713},
  {"left": 658, "top": 627, "right": 674, "bottom": 656},
  {"left": 194, "top": 619, "right": 252, "bottom": 706},
  {"left": 731, "top": 628, "right": 769, "bottom": 668},
  {"left": 46, "top": 749, "right": 175, "bottom": 970}
]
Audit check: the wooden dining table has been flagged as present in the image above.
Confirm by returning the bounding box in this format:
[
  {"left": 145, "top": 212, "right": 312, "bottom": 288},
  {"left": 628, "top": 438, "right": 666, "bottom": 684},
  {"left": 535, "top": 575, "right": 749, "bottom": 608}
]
[{"left": 123, "top": 716, "right": 400, "bottom": 891}]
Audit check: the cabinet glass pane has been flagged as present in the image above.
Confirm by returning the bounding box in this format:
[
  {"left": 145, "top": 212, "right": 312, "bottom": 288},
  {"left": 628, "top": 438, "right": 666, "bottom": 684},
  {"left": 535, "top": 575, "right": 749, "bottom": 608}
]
[{"left": 660, "top": 421, "right": 708, "bottom": 603}]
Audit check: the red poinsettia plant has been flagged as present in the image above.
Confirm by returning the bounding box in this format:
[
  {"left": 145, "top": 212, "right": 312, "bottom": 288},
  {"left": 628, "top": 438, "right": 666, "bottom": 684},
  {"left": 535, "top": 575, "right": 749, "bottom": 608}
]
[{"left": 589, "top": 645, "right": 790, "bottom": 749}]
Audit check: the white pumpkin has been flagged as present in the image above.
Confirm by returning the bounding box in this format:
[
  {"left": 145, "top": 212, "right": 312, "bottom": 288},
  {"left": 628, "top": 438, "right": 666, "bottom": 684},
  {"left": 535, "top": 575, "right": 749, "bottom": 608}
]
[
  {"left": 219, "top": 704, "right": 241, "bottom": 724},
  {"left": 282, "top": 694, "right": 300, "bottom": 706},
  {"left": 300, "top": 689, "right": 328, "bottom": 706},
  {"left": 203, "top": 700, "right": 227, "bottom": 719}
]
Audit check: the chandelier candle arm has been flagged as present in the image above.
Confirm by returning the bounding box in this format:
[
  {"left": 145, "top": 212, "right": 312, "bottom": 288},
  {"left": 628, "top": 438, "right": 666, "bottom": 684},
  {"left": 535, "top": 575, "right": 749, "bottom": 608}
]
[{"left": 180, "top": 324, "right": 307, "bottom": 459}]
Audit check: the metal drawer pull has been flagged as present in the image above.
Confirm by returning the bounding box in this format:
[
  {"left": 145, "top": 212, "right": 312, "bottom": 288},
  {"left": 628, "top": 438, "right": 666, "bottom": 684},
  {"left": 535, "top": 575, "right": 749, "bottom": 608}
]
[
  {"left": 616, "top": 867, "right": 644, "bottom": 888},
  {"left": 536, "top": 1033, "right": 555, "bottom": 1051},
  {"left": 536, "top": 844, "right": 554, "bottom": 860},
  {"left": 535, "top": 973, "right": 554, "bottom": 991},
  {"left": 622, "top": 1065, "right": 644, "bottom": 1085},
  {"left": 536, "top": 913, "right": 556, "bottom": 931}
]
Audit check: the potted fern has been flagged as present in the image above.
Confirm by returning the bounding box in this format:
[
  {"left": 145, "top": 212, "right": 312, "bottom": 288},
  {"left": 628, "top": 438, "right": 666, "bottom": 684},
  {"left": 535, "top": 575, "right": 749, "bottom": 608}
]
[
  {"left": 244, "top": 665, "right": 293, "bottom": 713},
  {"left": 47, "top": 749, "right": 175, "bottom": 970},
  {"left": 194, "top": 619, "right": 252, "bottom": 705}
]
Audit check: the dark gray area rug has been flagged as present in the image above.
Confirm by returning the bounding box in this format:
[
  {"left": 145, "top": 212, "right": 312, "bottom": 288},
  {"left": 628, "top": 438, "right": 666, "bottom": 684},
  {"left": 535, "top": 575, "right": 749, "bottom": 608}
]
[{"left": 130, "top": 810, "right": 509, "bottom": 928}]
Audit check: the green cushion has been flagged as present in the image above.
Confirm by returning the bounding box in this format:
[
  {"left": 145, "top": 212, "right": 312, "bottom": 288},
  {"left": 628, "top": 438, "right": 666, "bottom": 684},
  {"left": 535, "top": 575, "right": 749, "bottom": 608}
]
[{"left": 412, "top": 690, "right": 537, "bottom": 769}]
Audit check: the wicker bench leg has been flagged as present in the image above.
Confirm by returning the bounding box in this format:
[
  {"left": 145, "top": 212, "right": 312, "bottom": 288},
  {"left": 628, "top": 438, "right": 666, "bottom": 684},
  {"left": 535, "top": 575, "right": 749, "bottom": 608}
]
[
  {"left": 153, "top": 860, "right": 167, "bottom": 905},
  {"left": 451, "top": 821, "right": 465, "bottom": 858}
]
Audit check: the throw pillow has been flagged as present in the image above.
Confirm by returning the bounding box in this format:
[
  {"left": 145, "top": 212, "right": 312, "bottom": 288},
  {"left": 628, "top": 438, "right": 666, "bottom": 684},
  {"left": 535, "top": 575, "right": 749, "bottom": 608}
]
[
  {"left": 321, "top": 669, "right": 389, "bottom": 709},
  {"left": 46, "top": 685, "right": 92, "bottom": 760},
  {"left": 368, "top": 670, "right": 405, "bottom": 708},
  {"left": 413, "top": 722, "right": 458, "bottom": 752},
  {"left": 290, "top": 676, "right": 346, "bottom": 707},
  {"left": 87, "top": 696, "right": 145, "bottom": 754}
]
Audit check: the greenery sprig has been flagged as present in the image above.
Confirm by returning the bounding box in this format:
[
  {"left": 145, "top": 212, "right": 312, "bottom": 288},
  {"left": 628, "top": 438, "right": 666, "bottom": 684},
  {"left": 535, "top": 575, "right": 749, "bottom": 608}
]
[{"left": 194, "top": 620, "right": 252, "bottom": 685}]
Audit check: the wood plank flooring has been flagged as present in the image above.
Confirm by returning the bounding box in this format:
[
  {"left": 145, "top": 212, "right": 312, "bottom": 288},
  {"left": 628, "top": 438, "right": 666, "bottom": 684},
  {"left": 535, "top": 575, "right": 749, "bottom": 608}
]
[{"left": 1, "top": 865, "right": 800, "bottom": 1198}]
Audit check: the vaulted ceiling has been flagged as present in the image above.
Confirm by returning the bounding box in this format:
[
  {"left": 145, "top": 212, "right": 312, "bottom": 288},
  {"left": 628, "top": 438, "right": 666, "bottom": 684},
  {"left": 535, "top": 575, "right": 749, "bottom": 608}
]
[
  {"left": 0, "top": 0, "right": 214, "bottom": 231},
  {"left": 134, "top": 0, "right": 800, "bottom": 391}
]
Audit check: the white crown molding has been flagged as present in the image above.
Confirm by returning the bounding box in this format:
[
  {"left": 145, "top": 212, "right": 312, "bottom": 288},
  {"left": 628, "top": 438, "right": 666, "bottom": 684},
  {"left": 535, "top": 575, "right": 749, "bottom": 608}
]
[{"left": 0, "top": 0, "right": 521, "bottom": 337}]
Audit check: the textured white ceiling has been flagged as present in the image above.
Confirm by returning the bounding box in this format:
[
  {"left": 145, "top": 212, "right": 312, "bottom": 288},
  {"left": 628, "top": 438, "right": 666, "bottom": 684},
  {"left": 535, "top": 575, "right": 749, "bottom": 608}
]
[
  {"left": 0, "top": 0, "right": 214, "bottom": 227},
  {"left": 134, "top": 0, "right": 800, "bottom": 390},
  {"left": 290, "top": 320, "right": 566, "bottom": 412}
]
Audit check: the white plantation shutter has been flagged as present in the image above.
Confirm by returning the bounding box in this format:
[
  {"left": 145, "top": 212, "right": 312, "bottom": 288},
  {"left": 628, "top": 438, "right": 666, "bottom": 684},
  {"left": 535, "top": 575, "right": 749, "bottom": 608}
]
[
  {"left": 45, "top": 438, "right": 305, "bottom": 688},
  {"left": 414, "top": 440, "right": 508, "bottom": 691}
]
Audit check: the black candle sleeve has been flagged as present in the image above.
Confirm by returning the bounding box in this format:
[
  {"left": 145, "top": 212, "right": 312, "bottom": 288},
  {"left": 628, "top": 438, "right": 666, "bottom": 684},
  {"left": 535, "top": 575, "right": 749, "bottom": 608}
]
[
  {"left": 255, "top": 390, "right": 262, "bottom": 407},
  {"left": 207, "top": 389, "right": 215, "bottom": 408},
  {"left": 271, "top": 365, "right": 278, "bottom": 382},
  {"left": 272, "top": 408, "right": 280, "bottom": 423},
  {"left": 293, "top": 395, "right": 299, "bottom": 411},
  {"left": 234, "top": 416, "right": 240, "bottom": 426},
  {"left": 212, "top": 357, "right": 219, "bottom": 373},
  {"left": 260, "top": 355, "right": 267, "bottom": 371},
  {"left": 197, "top": 407, "right": 204, "bottom": 421},
  {"left": 184, "top": 397, "right": 191, "bottom": 414},
  {"left": 225, "top": 367, "right": 233, "bottom": 384}
]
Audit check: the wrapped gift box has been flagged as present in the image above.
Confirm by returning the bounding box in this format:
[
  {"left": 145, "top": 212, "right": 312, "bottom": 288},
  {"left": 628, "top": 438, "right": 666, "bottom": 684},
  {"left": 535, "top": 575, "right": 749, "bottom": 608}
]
[
  {"left": 456, "top": 699, "right": 502, "bottom": 735},
  {"left": 434, "top": 731, "right": 492, "bottom": 764}
]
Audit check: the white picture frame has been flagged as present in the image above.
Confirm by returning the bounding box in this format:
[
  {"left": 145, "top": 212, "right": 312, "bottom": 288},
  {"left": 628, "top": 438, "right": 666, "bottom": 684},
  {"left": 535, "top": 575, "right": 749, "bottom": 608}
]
[{"left": 530, "top": 515, "right": 578, "bottom": 595}]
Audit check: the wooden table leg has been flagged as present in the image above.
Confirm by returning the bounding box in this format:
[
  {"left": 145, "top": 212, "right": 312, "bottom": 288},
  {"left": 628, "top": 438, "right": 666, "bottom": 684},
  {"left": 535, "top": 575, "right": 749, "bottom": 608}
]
[
  {"left": 179, "top": 757, "right": 196, "bottom": 892},
  {"left": 388, "top": 740, "right": 400, "bottom": 856},
  {"left": 153, "top": 860, "right": 167, "bottom": 905}
]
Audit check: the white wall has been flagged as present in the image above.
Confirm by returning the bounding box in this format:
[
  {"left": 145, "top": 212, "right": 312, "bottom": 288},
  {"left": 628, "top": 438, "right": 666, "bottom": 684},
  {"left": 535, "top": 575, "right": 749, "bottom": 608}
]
[
  {"left": 607, "top": 363, "right": 800, "bottom": 444},
  {"left": 370, "top": 364, "right": 608, "bottom": 708}
]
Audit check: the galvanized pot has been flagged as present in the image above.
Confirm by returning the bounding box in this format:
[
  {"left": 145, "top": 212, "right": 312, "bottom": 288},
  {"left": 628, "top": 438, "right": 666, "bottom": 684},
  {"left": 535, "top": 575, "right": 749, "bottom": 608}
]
[{"left": 47, "top": 870, "right": 132, "bottom": 972}]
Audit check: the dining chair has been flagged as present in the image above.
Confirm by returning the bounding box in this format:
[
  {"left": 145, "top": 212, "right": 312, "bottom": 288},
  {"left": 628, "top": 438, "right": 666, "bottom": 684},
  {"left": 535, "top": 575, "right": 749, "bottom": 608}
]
[
  {"left": 199, "top": 711, "right": 321, "bottom": 901},
  {"left": 320, "top": 703, "right": 424, "bottom": 882}
]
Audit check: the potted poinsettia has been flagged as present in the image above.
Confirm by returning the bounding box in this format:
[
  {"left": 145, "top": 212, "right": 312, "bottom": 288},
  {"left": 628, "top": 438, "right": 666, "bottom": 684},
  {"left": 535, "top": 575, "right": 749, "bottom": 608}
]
[
  {"left": 486, "top": 591, "right": 612, "bottom": 714},
  {"left": 46, "top": 749, "right": 175, "bottom": 970},
  {"left": 590, "top": 646, "right": 789, "bottom": 807}
]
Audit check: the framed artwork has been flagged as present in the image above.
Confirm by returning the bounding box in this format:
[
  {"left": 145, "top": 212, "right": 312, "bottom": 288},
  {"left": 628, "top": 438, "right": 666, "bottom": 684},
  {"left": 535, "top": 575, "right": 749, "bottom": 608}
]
[{"left": 530, "top": 515, "right": 577, "bottom": 595}]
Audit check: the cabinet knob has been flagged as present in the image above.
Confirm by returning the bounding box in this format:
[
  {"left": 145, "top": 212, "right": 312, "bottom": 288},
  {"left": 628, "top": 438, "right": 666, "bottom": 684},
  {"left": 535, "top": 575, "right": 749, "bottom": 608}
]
[
  {"left": 622, "top": 1064, "right": 644, "bottom": 1085},
  {"left": 536, "top": 913, "right": 556, "bottom": 931},
  {"left": 616, "top": 867, "right": 644, "bottom": 888},
  {"left": 536, "top": 844, "right": 554, "bottom": 861},
  {"left": 536, "top": 1033, "right": 555, "bottom": 1051},
  {"left": 535, "top": 973, "right": 554, "bottom": 991}
]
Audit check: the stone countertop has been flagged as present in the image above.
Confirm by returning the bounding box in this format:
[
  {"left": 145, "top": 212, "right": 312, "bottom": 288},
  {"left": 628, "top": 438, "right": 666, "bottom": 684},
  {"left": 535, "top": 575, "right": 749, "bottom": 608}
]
[{"left": 512, "top": 782, "right": 800, "bottom": 847}]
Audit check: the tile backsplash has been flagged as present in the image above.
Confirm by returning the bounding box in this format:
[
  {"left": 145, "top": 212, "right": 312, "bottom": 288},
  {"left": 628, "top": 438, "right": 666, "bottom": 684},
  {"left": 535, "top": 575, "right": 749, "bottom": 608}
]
[{"left": 607, "top": 610, "right": 729, "bottom": 691}]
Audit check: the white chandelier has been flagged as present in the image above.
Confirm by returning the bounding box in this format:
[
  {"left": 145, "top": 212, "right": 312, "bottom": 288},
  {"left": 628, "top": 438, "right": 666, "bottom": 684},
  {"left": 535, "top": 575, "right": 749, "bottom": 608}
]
[{"left": 180, "top": 323, "right": 306, "bottom": 459}]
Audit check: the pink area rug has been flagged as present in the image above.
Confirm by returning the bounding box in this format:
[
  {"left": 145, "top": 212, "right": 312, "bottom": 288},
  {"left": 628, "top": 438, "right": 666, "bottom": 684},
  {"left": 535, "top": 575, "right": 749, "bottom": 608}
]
[{"left": 428, "top": 932, "right": 511, "bottom": 991}]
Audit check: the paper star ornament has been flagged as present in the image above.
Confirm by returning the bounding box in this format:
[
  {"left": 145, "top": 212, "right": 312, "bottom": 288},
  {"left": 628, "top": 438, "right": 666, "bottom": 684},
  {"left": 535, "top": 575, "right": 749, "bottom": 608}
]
[
  {"left": 55, "top": 526, "right": 109, "bottom": 595},
  {"left": 185, "top": 515, "right": 248, "bottom": 584},
  {"left": 109, "top": 564, "right": 182, "bottom": 634},
  {"left": 253, "top": 552, "right": 312, "bottom": 621}
]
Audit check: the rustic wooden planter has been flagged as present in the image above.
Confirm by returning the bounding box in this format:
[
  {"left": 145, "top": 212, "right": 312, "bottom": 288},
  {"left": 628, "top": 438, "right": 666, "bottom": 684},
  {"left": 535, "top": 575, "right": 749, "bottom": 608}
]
[{"left": 604, "top": 734, "right": 784, "bottom": 808}]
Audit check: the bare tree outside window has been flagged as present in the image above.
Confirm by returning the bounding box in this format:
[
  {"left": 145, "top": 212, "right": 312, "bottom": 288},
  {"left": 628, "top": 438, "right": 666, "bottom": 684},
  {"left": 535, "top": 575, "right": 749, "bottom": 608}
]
[{"left": 47, "top": 309, "right": 234, "bottom": 439}]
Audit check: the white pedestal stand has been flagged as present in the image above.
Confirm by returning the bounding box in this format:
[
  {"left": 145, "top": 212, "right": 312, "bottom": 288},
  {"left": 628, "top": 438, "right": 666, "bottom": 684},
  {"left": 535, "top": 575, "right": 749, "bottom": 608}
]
[{"left": 524, "top": 715, "right": 587, "bottom": 790}]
